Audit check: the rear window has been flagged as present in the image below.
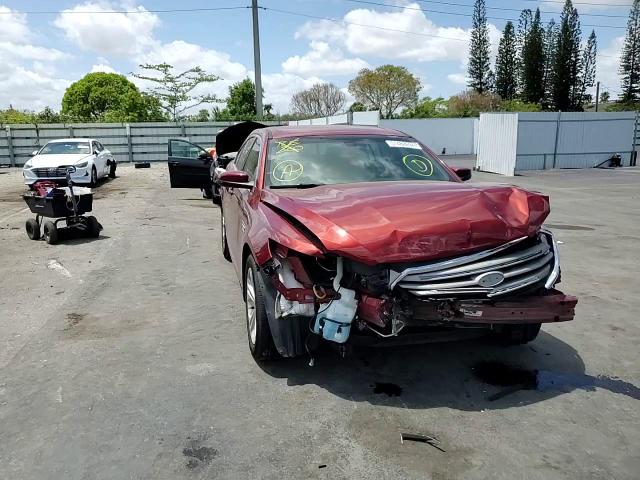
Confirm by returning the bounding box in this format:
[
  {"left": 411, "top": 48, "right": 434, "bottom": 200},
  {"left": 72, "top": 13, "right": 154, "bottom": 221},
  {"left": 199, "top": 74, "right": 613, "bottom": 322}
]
[{"left": 265, "top": 135, "right": 452, "bottom": 187}]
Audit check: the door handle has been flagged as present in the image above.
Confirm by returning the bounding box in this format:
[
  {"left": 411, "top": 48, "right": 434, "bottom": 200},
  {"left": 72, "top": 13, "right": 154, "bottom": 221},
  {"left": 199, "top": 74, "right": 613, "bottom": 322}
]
[{"left": 168, "top": 161, "right": 179, "bottom": 166}]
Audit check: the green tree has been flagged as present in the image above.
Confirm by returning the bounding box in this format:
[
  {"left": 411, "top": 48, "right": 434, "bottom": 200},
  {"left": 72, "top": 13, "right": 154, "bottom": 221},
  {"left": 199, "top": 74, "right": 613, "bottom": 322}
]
[
  {"left": 521, "top": 9, "right": 546, "bottom": 104},
  {"left": 348, "top": 65, "right": 421, "bottom": 119},
  {"left": 495, "top": 22, "right": 518, "bottom": 100},
  {"left": 542, "top": 19, "right": 558, "bottom": 108},
  {"left": 132, "top": 63, "right": 221, "bottom": 121},
  {"left": 552, "top": 0, "right": 582, "bottom": 111},
  {"left": 448, "top": 90, "right": 501, "bottom": 117},
  {"left": 400, "top": 97, "right": 449, "bottom": 118},
  {"left": 499, "top": 99, "right": 542, "bottom": 112},
  {"left": 468, "top": 0, "right": 493, "bottom": 94},
  {"left": 0, "top": 106, "right": 35, "bottom": 124},
  {"left": 290, "top": 83, "right": 346, "bottom": 117},
  {"left": 348, "top": 101, "right": 367, "bottom": 112},
  {"left": 214, "top": 79, "right": 273, "bottom": 121},
  {"left": 600, "top": 91, "right": 611, "bottom": 103},
  {"left": 620, "top": 0, "right": 640, "bottom": 102},
  {"left": 62, "top": 72, "right": 162, "bottom": 122},
  {"left": 580, "top": 30, "right": 597, "bottom": 104}
]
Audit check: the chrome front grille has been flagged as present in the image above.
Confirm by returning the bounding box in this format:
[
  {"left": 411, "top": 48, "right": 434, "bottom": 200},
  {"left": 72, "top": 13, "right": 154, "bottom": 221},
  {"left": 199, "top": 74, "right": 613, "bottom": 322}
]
[
  {"left": 390, "top": 231, "right": 559, "bottom": 298},
  {"left": 32, "top": 166, "right": 70, "bottom": 178}
]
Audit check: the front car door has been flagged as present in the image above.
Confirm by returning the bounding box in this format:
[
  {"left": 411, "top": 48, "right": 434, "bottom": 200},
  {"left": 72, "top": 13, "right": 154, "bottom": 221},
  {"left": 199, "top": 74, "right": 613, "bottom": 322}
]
[{"left": 168, "top": 139, "right": 212, "bottom": 188}]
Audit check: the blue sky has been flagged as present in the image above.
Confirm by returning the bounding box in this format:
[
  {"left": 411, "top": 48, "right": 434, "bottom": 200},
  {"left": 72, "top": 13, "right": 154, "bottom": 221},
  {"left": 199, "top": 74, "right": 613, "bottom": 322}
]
[{"left": 0, "top": 0, "right": 632, "bottom": 114}]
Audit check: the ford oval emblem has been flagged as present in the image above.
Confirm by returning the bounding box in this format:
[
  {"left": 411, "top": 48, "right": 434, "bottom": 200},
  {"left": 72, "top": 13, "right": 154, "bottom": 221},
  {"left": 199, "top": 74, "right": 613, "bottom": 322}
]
[{"left": 477, "top": 271, "right": 505, "bottom": 288}]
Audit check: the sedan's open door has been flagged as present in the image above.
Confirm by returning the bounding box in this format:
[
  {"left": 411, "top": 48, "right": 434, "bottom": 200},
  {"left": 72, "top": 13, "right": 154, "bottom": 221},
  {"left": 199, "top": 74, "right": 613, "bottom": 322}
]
[{"left": 168, "top": 139, "right": 212, "bottom": 188}]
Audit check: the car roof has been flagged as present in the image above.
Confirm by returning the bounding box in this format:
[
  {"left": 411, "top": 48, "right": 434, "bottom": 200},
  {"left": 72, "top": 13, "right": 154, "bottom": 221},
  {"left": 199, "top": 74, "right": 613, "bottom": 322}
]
[
  {"left": 264, "top": 125, "right": 408, "bottom": 139},
  {"left": 47, "top": 138, "right": 94, "bottom": 143}
]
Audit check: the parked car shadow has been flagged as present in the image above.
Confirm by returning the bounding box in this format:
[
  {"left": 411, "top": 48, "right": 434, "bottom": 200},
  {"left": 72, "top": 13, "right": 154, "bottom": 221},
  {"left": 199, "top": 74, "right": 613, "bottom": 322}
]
[{"left": 259, "top": 331, "right": 638, "bottom": 411}]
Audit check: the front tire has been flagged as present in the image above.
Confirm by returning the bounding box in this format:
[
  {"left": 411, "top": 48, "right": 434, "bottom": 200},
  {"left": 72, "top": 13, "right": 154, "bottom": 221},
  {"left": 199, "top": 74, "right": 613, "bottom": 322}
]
[
  {"left": 108, "top": 162, "right": 117, "bottom": 178},
  {"left": 43, "top": 221, "right": 58, "bottom": 245},
  {"left": 89, "top": 166, "right": 98, "bottom": 188},
  {"left": 495, "top": 323, "right": 541, "bottom": 345},
  {"left": 245, "top": 256, "right": 277, "bottom": 362}
]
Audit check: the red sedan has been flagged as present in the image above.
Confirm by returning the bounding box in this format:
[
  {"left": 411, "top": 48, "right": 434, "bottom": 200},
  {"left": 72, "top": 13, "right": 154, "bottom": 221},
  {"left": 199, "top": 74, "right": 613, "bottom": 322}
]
[{"left": 212, "top": 125, "right": 576, "bottom": 362}]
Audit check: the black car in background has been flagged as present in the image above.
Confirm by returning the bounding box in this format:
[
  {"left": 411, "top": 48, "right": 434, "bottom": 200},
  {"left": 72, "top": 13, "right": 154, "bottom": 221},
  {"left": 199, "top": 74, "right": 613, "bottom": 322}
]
[{"left": 168, "top": 121, "right": 265, "bottom": 204}]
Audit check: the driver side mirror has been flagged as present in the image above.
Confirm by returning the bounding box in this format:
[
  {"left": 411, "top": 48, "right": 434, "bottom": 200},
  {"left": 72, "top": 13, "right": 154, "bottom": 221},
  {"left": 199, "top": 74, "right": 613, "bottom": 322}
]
[
  {"left": 198, "top": 151, "right": 212, "bottom": 160},
  {"left": 93, "top": 150, "right": 99, "bottom": 156},
  {"left": 31, "top": 150, "right": 38, "bottom": 156},
  {"left": 218, "top": 170, "right": 252, "bottom": 189},
  {"left": 452, "top": 167, "right": 472, "bottom": 181}
]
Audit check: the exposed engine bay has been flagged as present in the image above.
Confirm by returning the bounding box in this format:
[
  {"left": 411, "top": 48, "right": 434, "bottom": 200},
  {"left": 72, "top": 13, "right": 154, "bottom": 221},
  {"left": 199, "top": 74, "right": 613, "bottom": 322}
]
[{"left": 260, "top": 230, "right": 578, "bottom": 352}]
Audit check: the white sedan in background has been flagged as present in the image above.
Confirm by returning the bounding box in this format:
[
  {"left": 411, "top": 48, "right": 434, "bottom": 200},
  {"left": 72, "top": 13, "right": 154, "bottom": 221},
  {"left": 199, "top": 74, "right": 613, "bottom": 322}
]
[{"left": 23, "top": 138, "right": 117, "bottom": 188}]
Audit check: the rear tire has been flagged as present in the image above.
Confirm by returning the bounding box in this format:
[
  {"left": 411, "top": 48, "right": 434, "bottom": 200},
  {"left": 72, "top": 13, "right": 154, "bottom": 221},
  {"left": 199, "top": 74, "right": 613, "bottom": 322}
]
[
  {"left": 221, "top": 211, "right": 231, "bottom": 262},
  {"left": 43, "top": 221, "right": 58, "bottom": 245},
  {"left": 86, "top": 216, "right": 101, "bottom": 238},
  {"left": 202, "top": 186, "right": 213, "bottom": 199},
  {"left": 26, "top": 218, "right": 40, "bottom": 240},
  {"left": 245, "top": 256, "right": 277, "bottom": 362},
  {"left": 495, "top": 323, "right": 541, "bottom": 345}
]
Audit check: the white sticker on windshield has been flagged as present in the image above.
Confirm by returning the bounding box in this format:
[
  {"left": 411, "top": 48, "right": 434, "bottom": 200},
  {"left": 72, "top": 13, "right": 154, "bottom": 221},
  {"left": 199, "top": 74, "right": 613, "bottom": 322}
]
[{"left": 386, "top": 140, "right": 421, "bottom": 149}]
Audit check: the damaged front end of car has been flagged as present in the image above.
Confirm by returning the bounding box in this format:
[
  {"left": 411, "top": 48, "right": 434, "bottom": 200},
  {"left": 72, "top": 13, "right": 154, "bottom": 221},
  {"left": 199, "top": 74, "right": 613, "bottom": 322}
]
[{"left": 257, "top": 229, "right": 577, "bottom": 358}]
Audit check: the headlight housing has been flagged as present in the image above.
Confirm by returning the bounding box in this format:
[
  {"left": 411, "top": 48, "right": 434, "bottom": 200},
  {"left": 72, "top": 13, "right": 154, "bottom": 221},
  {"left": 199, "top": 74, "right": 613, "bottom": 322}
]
[
  {"left": 23, "top": 160, "right": 32, "bottom": 169},
  {"left": 75, "top": 161, "right": 89, "bottom": 168}
]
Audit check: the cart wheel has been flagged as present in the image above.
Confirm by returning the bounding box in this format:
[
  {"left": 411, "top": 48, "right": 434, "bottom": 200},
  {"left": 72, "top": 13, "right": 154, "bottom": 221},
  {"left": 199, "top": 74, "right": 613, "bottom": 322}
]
[
  {"left": 43, "top": 221, "right": 58, "bottom": 245},
  {"left": 86, "top": 216, "right": 101, "bottom": 238},
  {"left": 25, "top": 218, "right": 40, "bottom": 240}
]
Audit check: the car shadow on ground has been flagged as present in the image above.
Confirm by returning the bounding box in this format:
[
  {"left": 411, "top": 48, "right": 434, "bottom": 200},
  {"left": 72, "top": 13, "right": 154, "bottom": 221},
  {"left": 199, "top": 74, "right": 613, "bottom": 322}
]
[{"left": 259, "top": 331, "right": 640, "bottom": 411}]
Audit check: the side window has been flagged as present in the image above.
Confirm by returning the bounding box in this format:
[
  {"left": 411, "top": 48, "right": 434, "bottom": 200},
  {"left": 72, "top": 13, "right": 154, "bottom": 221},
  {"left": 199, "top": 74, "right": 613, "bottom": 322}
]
[
  {"left": 96, "top": 142, "right": 105, "bottom": 152},
  {"left": 234, "top": 138, "right": 255, "bottom": 171},
  {"left": 170, "top": 140, "right": 201, "bottom": 159},
  {"left": 244, "top": 138, "right": 261, "bottom": 180},
  {"left": 91, "top": 141, "right": 98, "bottom": 153}
]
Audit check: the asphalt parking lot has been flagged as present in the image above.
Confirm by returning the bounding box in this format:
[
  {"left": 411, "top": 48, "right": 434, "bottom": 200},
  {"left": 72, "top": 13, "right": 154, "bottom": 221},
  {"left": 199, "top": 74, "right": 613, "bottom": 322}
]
[{"left": 1, "top": 163, "right": 639, "bottom": 479}]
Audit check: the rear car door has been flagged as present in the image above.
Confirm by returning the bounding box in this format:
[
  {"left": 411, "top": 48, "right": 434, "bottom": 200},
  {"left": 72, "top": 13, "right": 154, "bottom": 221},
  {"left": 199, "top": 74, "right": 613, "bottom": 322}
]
[{"left": 168, "top": 139, "right": 212, "bottom": 188}]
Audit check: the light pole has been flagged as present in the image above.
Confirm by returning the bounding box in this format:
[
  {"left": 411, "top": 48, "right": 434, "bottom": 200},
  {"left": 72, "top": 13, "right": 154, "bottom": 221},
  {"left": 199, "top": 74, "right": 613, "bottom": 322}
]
[{"left": 251, "top": 0, "right": 263, "bottom": 119}]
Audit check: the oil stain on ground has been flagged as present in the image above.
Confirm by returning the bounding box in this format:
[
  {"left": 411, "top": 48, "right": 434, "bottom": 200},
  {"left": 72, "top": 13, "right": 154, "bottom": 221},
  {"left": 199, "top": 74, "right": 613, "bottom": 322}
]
[
  {"left": 183, "top": 435, "right": 218, "bottom": 470},
  {"left": 472, "top": 361, "right": 640, "bottom": 401},
  {"left": 64, "top": 313, "right": 86, "bottom": 330}
]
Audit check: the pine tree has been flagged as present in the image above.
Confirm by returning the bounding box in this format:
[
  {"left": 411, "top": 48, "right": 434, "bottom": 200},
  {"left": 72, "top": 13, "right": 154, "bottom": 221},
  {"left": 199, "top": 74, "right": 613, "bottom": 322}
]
[
  {"left": 620, "top": 0, "right": 640, "bottom": 102},
  {"left": 552, "top": 0, "right": 582, "bottom": 111},
  {"left": 521, "top": 9, "right": 546, "bottom": 104},
  {"left": 516, "top": 9, "right": 533, "bottom": 94},
  {"left": 579, "top": 31, "right": 597, "bottom": 105},
  {"left": 495, "top": 22, "right": 518, "bottom": 99},
  {"left": 542, "top": 19, "right": 558, "bottom": 108},
  {"left": 468, "top": 0, "right": 493, "bottom": 94}
]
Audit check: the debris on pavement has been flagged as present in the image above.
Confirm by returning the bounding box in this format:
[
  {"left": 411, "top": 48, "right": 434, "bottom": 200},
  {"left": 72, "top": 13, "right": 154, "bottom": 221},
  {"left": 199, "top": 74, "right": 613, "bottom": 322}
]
[{"left": 400, "top": 432, "right": 446, "bottom": 452}]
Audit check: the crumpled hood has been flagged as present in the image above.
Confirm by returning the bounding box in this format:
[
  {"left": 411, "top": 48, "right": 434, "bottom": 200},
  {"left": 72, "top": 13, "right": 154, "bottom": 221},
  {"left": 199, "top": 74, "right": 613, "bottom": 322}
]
[
  {"left": 261, "top": 181, "right": 550, "bottom": 264},
  {"left": 28, "top": 154, "right": 92, "bottom": 168}
]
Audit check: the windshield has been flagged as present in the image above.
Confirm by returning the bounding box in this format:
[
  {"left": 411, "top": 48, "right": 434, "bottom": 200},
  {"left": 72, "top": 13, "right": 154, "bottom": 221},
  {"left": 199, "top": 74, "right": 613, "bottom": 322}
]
[
  {"left": 265, "top": 135, "right": 452, "bottom": 188},
  {"left": 40, "top": 141, "right": 91, "bottom": 155}
]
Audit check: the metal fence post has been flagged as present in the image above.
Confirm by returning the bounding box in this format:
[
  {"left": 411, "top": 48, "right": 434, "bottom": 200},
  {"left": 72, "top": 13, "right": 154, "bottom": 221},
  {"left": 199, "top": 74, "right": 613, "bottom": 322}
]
[
  {"left": 69, "top": 125, "right": 74, "bottom": 138},
  {"left": 347, "top": 111, "right": 353, "bottom": 125},
  {"left": 552, "top": 112, "right": 561, "bottom": 169},
  {"left": 180, "top": 123, "right": 186, "bottom": 137},
  {"left": 6, "top": 125, "right": 15, "bottom": 167},
  {"left": 126, "top": 123, "right": 133, "bottom": 163}
]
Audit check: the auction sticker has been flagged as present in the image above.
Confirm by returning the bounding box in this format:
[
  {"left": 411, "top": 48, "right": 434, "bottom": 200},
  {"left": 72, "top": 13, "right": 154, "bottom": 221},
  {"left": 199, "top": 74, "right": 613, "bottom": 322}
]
[{"left": 386, "top": 140, "right": 421, "bottom": 149}]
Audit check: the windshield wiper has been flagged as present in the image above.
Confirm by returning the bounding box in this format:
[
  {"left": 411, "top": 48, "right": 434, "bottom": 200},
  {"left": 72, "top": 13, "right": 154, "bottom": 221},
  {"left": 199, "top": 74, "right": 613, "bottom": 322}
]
[{"left": 270, "top": 183, "right": 325, "bottom": 189}]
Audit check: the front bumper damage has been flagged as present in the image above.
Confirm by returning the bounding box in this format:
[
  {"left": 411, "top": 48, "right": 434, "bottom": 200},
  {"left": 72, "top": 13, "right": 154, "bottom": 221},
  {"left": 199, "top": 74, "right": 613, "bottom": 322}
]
[{"left": 259, "top": 230, "right": 577, "bottom": 357}]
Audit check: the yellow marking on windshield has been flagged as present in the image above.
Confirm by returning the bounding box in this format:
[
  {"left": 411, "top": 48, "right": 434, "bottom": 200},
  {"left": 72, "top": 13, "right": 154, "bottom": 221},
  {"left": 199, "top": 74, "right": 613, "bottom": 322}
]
[
  {"left": 273, "top": 159, "right": 304, "bottom": 182},
  {"left": 275, "top": 138, "right": 303, "bottom": 154},
  {"left": 402, "top": 154, "right": 434, "bottom": 177}
]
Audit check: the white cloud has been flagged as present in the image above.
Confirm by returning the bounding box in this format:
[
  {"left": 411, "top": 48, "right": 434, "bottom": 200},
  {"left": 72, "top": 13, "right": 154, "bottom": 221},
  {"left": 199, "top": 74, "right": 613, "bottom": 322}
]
[
  {"left": 261, "top": 73, "right": 325, "bottom": 113},
  {"left": 447, "top": 73, "right": 467, "bottom": 86},
  {"left": 597, "top": 36, "right": 624, "bottom": 98},
  {"left": 296, "top": 3, "right": 500, "bottom": 64},
  {"left": 282, "top": 40, "right": 369, "bottom": 77},
  {"left": 0, "top": 7, "right": 71, "bottom": 110},
  {"left": 91, "top": 63, "right": 117, "bottom": 73},
  {"left": 54, "top": 2, "right": 160, "bottom": 57}
]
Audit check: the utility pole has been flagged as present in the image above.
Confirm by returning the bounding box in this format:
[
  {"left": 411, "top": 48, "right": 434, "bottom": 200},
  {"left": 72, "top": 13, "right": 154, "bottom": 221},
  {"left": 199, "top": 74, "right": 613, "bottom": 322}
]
[
  {"left": 251, "top": 0, "right": 263, "bottom": 119},
  {"left": 595, "top": 81, "right": 600, "bottom": 112}
]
